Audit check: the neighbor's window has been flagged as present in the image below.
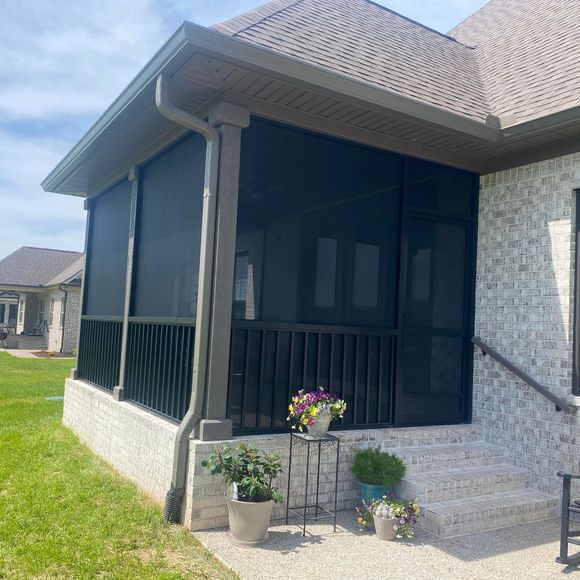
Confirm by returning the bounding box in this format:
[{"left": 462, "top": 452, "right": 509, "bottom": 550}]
[
  {"left": 574, "top": 189, "right": 580, "bottom": 395},
  {"left": 60, "top": 297, "right": 65, "bottom": 329},
  {"left": 38, "top": 299, "right": 45, "bottom": 322},
  {"left": 48, "top": 299, "right": 55, "bottom": 327},
  {"left": 18, "top": 300, "right": 24, "bottom": 323}
]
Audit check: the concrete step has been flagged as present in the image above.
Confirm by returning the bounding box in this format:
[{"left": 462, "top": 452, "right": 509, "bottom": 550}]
[
  {"left": 400, "top": 464, "right": 531, "bottom": 503},
  {"left": 419, "top": 489, "right": 559, "bottom": 538},
  {"left": 376, "top": 424, "right": 483, "bottom": 449},
  {"left": 388, "top": 442, "right": 505, "bottom": 474}
]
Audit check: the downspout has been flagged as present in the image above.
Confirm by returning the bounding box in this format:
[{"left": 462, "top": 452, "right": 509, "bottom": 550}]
[
  {"left": 58, "top": 284, "right": 68, "bottom": 354},
  {"left": 155, "top": 72, "right": 221, "bottom": 523}
]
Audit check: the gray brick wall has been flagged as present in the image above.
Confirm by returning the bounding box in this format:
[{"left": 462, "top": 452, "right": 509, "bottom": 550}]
[
  {"left": 475, "top": 152, "right": 580, "bottom": 494},
  {"left": 62, "top": 287, "right": 81, "bottom": 354}
]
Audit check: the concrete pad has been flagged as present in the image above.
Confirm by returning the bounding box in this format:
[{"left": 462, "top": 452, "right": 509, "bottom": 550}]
[
  {"left": 195, "top": 512, "right": 577, "bottom": 580},
  {"left": 1, "top": 349, "right": 40, "bottom": 358}
]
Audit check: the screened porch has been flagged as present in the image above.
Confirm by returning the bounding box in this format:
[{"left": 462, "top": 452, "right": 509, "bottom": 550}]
[{"left": 76, "top": 116, "right": 478, "bottom": 436}]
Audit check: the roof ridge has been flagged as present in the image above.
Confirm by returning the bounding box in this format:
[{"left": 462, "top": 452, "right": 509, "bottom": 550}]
[
  {"left": 21, "top": 246, "right": 83, "bottom": 255},
  {"left": 213, "top": 0, "right": 304, "bottom": 36},
  {"left": 361, "top": 0, "right": 473, "bottom": 46},
  {"left": 447, "top": 0, "right": 494, "bottom": 37}
]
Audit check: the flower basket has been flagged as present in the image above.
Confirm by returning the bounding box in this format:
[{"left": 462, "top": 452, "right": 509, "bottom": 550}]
[
  {"left": 287, "top": 387, "right": 346, "bottom": 434},
  {"left": 356, "top": 494, "right": 419, "bottom": 540}
]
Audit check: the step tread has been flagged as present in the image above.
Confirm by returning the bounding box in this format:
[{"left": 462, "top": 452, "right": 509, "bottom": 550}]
[
  {"left": 424, "top": 489, "right": 558, "bottom": 516},
  {"left": 391, "top": 441, "right": 503, "bottom": 456},
  {"left": 404, "top": 464, "right": 530, "bottom": 485}
]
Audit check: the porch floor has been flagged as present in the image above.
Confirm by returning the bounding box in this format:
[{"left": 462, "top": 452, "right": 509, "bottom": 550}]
[{"left": 194, "top": 513, "right": 574, "bottom": 579}]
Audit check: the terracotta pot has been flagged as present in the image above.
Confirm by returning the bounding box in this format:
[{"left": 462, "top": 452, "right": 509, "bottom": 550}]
[
  {"left": 225, "top": 496, "right": 274, "bottom": 547},
  {"left": 374, "top": 515, "right": 399, "bottom": 541},
  {"left": 307, "top": 411, "right": 332, "bottom": 437}
]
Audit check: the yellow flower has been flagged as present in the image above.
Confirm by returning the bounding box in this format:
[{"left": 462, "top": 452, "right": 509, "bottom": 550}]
[
  {"left": 310, "top": 408, "right": 317, "bottom": 416},
  {"left": 302, "top": 418, "right": 309, "bottom": 425},
  {"left": 288, "top": 404, "right": 293, "bottom": 411}
]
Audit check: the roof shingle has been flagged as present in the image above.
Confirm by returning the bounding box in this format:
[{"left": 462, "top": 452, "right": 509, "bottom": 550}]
[
  {"left": 213, "top": 0, "right": 491, "bottom": 122},
  {"left": 0, "top": 247, "right": 84, "bottom": 288}
]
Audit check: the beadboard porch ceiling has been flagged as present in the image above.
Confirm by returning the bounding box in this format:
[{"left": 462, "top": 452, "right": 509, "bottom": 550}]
[{"left": 42, "top": 22, "right": 580, "bottom": 197}]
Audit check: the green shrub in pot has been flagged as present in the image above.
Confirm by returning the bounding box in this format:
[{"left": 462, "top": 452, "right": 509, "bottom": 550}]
[
  {"left": 352, "top": 448, "right": 406, "bottom": 500},
  {"left": 202, "top": 443, "right": 283, "bottom": 546}
]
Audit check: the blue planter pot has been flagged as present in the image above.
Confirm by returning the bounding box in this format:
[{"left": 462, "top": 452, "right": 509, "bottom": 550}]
[{"left": 357, "top": 481, "right": 395, "bottom": 501}]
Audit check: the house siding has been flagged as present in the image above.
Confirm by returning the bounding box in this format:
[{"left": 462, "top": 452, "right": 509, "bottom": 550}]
[{"left": 475, "top": 151, "right": 580, "bottom": 495}]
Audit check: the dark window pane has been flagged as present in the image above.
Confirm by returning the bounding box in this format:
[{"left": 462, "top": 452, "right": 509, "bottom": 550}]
[
  {"left": 132, "top": 134, "right": 205, "bottom": 318},
  {"left": 314, "top": 238, "right": 337, "bottom": 308},
  {"left": 406, "top": 219, "right": 467, "bottom": 330},
  {"left": 84, "top": 179, "right": 131, "bottom": 316},
  {"left": 353, "top": 243, "right": 379, "bottom": 308},
  {"left": 407, "top": 158, "right": 474, "bottom": 217},
  {"left": 233, "top": 253, "right": 249, "bottom": 320}
]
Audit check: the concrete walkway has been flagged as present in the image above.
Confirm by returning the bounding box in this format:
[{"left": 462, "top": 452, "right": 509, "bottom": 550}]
[
  {"left": 195, "top": 513, "right": 577, "bottom": 579},
  {"left": 0, "top": 349, "right": 74, "bottom": 359}
]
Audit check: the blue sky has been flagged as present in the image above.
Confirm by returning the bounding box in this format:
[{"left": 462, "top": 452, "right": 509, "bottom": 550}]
[{"left": 0, "top": 0, "right": 487, "bottom": 259}]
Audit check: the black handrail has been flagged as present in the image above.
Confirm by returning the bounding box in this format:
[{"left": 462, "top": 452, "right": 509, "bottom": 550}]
[{"left": 472, "top": 336, "right": 576, "bottom": 414}]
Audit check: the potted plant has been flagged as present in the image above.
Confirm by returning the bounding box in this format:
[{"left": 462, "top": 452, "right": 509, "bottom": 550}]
[
  {"left": 352, "top": 447, "right": 406, "bottom": 500},
  {"left": 287, "top": 387, "right": 347, "bottom": 437},
  {"left": 355, "top": 494, "right": 419, "bottom": 541},
  {"left": 201, "top": 443, "right": 283, "bottom": 546}
]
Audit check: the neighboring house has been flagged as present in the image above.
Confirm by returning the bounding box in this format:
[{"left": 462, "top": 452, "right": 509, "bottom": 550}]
[
  {"left": 0, "top": 247, "right": 83, "bottom": 353},
  {"left": 43, "top": 0, "right": 580, "bottom": 538}
]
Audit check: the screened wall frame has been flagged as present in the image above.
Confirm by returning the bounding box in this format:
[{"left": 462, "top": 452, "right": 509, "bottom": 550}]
[{"left": 227, "top": 117, "right": 480, "bottom": 433}]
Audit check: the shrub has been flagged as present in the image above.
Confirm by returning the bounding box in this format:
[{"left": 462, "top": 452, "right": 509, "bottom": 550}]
[
  {"left": 352, "top": 448, "right": 406, "bottom": 486},
  {"left": 201, "top": 443, "right": 283, "bottom": 503}
]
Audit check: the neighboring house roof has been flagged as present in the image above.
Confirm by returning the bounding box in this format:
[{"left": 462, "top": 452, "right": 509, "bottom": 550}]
[
  {"left": 213, "top": 0, "right": 490, "bottom": 122},
  {"left": 0, "top": 247, "right": 84, "bottom": 288},
  {"left": 450, "top": 0, "right": 580, "bottom": 124}
]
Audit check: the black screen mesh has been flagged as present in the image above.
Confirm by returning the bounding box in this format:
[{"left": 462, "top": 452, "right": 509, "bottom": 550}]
[
  {"left": 84, "top": 179, "right": 131, "bottom": 316},
  {"left": 132, "top": 133, "right": 205, "bottom": 319}
]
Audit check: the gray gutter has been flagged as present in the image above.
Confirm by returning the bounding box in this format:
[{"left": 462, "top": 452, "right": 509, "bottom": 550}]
[
  {"left": 42, "top": 21, "right": 500, "bottom": 194},
  {"left": 154, "top": 73, "right": 220, "bottom": 523}
]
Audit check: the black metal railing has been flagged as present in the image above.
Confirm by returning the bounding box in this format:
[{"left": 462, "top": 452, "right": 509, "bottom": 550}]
[
  {"left": 228, "top": 321, "right": 397, "bottom": 432},
  {"left": 124, "top": 318, "right": 195, "bottom": 421},
  {"left": 472, "top": 336, "right": 576, "bottom": 414},
  {"left": 77, "top": 316, "right": 123, "bottom": 391}
]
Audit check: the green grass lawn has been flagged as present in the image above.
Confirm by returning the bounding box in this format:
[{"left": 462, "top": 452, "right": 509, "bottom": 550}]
[{"left": 0, "top": 352, "right": 236, "bottom": 579}]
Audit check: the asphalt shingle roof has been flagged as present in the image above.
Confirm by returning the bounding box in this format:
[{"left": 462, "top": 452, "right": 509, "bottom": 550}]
[
  {"left": 214, "top": 0, "right": 580, "bottom": 124},
  {"left": 213, "top": 0, "right": 490, "bottom": 122},
  {"left": 450, "top": 0, "right": 580, "bottom": 123},
  {"left": 0, "top": 247, "right": 84, "bottom": 288}
]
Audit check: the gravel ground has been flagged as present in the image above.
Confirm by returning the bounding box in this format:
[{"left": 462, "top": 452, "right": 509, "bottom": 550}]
[{"left": 195, "top": 514, "right": 578, "bottom": 580}]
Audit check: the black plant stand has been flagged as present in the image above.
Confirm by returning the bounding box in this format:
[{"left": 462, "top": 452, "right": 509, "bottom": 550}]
[{"left": 285, "top": 432, "right": 340, "bottom": 536}]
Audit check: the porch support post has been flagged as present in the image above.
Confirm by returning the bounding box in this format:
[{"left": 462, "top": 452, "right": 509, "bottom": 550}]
[
  {"left": 114, "top": 166, "right": 139, "bottom": 401},
  {"left": 196, "top": 102, "right": 250, "bottom": 441}
]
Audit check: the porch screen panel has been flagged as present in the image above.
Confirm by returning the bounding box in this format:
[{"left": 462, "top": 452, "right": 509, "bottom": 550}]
[
  {"left": 126, "top": 133, "right": 205, "bottom": 421},
  {"left": 84, "top": 179, "right": 131, "bottom": 316},
  {"left": 77, "top": 179, "right": 130, "bottom": 390},
  {"left": 229, "top": 118, "right": 402, "bottom": 431},
  {"left": 132, "top": 133, "right": 205, "bottom": 318}
]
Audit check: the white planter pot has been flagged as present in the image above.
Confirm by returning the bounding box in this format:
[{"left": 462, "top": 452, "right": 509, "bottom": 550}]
[
  {"left": 307, "top": 410, "right": 332, "bottom": 437},
  {"left": 225, "top": 496, "right": 274, "bottom": 547},
  {"left": 374, "top": 516, "right": 399, "bottom": 541}
]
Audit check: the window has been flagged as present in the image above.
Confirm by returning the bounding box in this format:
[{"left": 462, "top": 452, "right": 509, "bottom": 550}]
[
  {"left": 0, "top": 304, "right": 4, "bottom": 323},
  {"left": 353, "top": 243, "right": 379, "bottom": 309},
  {"left": 48, "top": 299, "right": 55, "bottom": 328},
  {"left": 314, "top": 238, "right": 337, "bottom": 308},
  {"left": 38, "top": 299, "right": 45, "bottom": 322},
  {"left": 233, "top": 253, "right": 249, "bottom": 320}
]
